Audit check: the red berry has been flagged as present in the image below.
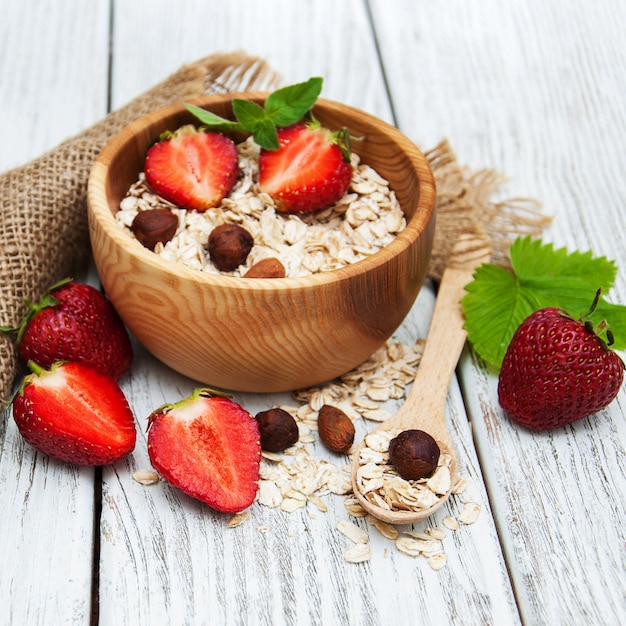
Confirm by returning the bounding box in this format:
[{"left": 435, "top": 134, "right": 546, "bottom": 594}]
[
  {"left": 145, "top": 125, "right": 238, "bottom": 211},
  {"left": 12, "top": 361, "right": 136, "bottom": 465},
  {"left": 147, "top": 389, "right": 261, "bottom": 513},
  {"left": 258, "top": 123, "right": 352, "bottom": 214},
  {"left": 5, "top": 279, "right": 132, "bottom": 379},
  {"left": 498, "top": 306, "right": 624, "bottom": 430}
]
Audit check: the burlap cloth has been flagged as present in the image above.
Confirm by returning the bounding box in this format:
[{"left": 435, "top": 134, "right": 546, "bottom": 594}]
[{"left": 0, "top": 50, "right": 550, "bottom": 401}]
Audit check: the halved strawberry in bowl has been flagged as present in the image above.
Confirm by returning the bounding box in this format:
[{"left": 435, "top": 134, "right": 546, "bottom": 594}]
[
  {"left": 147, "top": 388, "right": 261, "bottom": 513},
  {"left": 144, "top": 124, "right": 239, "bottom": 211},
  {"left": 258, "top": 121, "right": 353, "bottom": 214}
]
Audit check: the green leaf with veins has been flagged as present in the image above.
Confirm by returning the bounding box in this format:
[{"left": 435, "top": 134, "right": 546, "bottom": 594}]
[
  {"left": 184, "top": 76, "right": 324, "bottom": 150},
  {"left": 462, "top": 236, "right": 626, "bottom": 368},
  {"left": 264, "top": 77, "right": 323, "bottom": 126}
]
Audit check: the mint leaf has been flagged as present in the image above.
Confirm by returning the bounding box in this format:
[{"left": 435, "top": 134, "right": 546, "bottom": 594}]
[
  {"left": 231, "top": 99, "right": 279, "bottom": 149},
  {"left": 184, "top": 77, "right": 324, "bottom": 150},
  {"left": 184, "top": 104, "right": 243, "bottom": 133},
  {"left": 231, "top": 99, "right": 266, "bottom": 127},
  {"left": 250, "top": 118, "right": 279, "bottom": 151},
  {"left": 462, "top": 236, "right": 626, "bottom": 368},
  {"left": 264, "top": 77, "right": 323, "bottom": 126}
]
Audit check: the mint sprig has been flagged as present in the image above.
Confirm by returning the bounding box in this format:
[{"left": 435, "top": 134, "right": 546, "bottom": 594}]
[
  {"left": 462, "top": 236, "right": 626, "bottom": 368},
  {"left": 184, "top": 76, "right": 323, "bottom": 150}
]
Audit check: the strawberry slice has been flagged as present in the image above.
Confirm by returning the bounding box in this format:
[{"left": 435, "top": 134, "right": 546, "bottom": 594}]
[
  {"left": 12, "top": 361, "right": 136, "bottom": 465},
  {"left": 147, "top": 389, "right": 261, "bottom": 513},
  {"left": 144, "top": 124, "right": 238, "bottom": 211},
  {"left": 258, "top": 122, "right": 353, "bottom": 213}
]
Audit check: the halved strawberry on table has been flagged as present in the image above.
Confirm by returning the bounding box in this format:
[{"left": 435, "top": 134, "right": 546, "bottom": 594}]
[
  {"left": 147, "top": 388, "right": 261, "bottom": 513},
  {"left": 144, "top": 124, "right": 239, "bottom": 211},
  {"left": 12, "top": 361, "right": 136, "bottom": 465},
  {"left": 258, "top": 121, "right": 353, "bottom": 214}
]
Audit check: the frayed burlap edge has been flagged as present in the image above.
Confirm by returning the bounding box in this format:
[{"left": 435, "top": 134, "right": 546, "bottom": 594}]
[
  {"left": 425, "top": 139, "right": 552, "bottom": 281},
  {"left": 0, "top": 52, "right": 551, "bottom": 400}
]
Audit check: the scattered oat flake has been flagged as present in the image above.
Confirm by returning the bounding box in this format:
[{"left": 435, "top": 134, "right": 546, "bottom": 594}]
[
  {"left": 257, "top": 525, "right": 271, "bottom": 533},
  {"left": 344, "top": 543, "right": 371, "bottom": 564},
  {"left": 457, "top": 502, "right": 481, "bottom": 525},
  {"left": 395, "top": 536, "right": 425, "bottom": 557},
  {"left": 428, "top": 553, "right": 448, "bottom": 571},
  {"left": 337, "top": 519, "right": 369, "bottom": 544},
  {"left": 369, "top": 517, "right": 399, "bottom": 540},
  {"left": 427, "top": 527, "right": 447, "bottom": 541},
  {"left": 308, "top": 494, "right": 328, "bottom": 512},
  {"left": 227, "top": 512, "right": 249, "bottom": 527},
  {"left": 257, "top": 480, "right": 283, "bottom": 508},
  {"left": 442, "top": 516, "right": 460, "bottom": 531},
  {"left": 281, "top": 496, "right": 307, "bottom": 513},
  {"left": 132, "top": 469, "right": 160, "bottom": 485}
]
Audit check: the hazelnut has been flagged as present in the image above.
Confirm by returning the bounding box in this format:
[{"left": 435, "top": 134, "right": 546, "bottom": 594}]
[
  {"left": 317, "top": 404, "right": 355, "bottom": 453},
  {"left": 255, "top": 407, "right": 299, "bottom": 452},
  {"left": 244, "top": 257, "right": 286, "bottom": 279},
  {"left": 388, "top": 429, "right": 440, "bottom": 480},
  {"left": 131, "top": 208, "right": 178, "bottom": 250},
  {"left": 207, "top": 223, "right": 254, "bottom": 271}
]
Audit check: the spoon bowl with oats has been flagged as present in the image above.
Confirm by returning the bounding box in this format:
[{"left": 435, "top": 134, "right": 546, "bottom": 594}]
[{"left": 350, "top": 235, "right": 492, "bottom": 524}]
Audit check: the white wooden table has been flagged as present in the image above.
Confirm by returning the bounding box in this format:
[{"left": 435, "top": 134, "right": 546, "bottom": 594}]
[{"left": 2, "top": 1, "right": 625, "bottom": 624}]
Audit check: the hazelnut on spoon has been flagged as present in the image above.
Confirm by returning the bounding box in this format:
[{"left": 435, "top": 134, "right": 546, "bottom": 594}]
[{"left": 350, "top": 235, "right": 492, "bottom": 524}]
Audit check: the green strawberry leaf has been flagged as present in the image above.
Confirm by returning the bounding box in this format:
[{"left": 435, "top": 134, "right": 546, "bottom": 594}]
[
  {"left": 184, "top": 76, "right": 324, "bottom": 150},
  {"left": 462, "top": 236, "right": 626, "bottom": 368}
]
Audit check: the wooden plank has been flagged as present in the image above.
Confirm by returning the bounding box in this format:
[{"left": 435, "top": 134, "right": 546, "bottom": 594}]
[
  {"left": 372, "top": 0, "right": 626, "bottom": 623},
  {"left": 96, "top": 2, "right": 519, "bottom": 624},
  {"left": 0, "top": 0, "right": 111, "bottom": 624}
]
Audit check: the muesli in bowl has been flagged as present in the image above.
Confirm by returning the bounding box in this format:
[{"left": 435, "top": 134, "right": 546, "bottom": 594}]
[{"left": 87, "top": 80, "right": 436, "bottom": 392}]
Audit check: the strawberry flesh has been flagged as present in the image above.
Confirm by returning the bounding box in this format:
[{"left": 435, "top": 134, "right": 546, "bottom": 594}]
[
  {"left": 15, "top": 280, "right": 132, "bottom": 380},
  {"left": 145, "top": 125, "right": 238, "bottom": 211},
  {"left": 258, "top": 123, "right": 352, "bottom": 213},
  {"left": 498, "top": 307, "right": 625, "bottom": 430},
  {"left": 147, "top": 390, "right": 261, "bottom": 513},
  {"left": 13, "top": 361, "right": 136, "bottom": 465}
]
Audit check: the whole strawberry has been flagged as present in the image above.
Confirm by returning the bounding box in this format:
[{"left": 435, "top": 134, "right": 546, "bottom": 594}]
[
  {"left": 3, "top": 278, "right": 132, "bottom": 379},
  {"left": 147, "top": 388, "right": 261, "bottom": 513},
  {"left": 12, "top": 361, "right": 136, "bottom": 465},
  {"left": 498, "top": 300, "right": 624, "bottom": 430},
  {"left": 258, "top": 121, "right": 353, "bottom": 214}
]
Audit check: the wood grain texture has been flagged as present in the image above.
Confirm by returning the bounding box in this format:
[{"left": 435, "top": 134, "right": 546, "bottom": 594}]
[
  {"left": 373, "top": 1, "right": 626, "bottom": 623},
  {"left": 0, "top": 1, "right": 110, "bottom": 623},
  {"left": 2, "top": 0, "right": 625, "bottom": 624}
]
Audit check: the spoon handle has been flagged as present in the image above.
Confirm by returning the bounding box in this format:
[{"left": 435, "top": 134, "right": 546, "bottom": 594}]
[{"left": 397, "top": 236, "right": 492, "bottom": 431}]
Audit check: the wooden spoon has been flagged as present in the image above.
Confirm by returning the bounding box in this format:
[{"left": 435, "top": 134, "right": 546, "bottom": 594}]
[{"left": 350, "top": 234, "right": 492, "bottom": 524}]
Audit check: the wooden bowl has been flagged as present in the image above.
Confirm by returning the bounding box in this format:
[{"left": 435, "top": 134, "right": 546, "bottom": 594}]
[{"left": 87, "top": 93, "right": 436, "bottom": 392}]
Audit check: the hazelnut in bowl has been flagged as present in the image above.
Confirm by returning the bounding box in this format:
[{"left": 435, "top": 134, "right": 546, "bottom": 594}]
[{"left": 87, "top": 90, "right": 436, "bottom": 392}]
